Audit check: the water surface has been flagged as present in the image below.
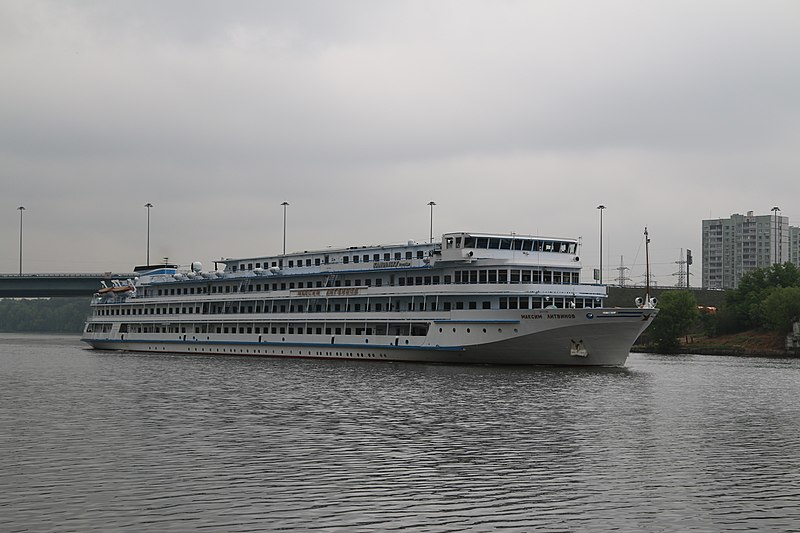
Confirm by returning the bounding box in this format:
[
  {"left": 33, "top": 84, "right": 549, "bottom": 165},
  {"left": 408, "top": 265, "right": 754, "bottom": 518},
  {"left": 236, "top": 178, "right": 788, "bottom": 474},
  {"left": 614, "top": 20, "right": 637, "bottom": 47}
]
[{"left": 1, "top": 334, "right": 799, "bottom": 531}]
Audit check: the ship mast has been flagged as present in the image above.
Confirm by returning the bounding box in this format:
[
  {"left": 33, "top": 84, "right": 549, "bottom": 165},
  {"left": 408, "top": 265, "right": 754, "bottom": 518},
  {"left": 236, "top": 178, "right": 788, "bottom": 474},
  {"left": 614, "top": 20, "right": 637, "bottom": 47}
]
[{"left": 644, "top": 226, "right": 651, "bottom": 304}]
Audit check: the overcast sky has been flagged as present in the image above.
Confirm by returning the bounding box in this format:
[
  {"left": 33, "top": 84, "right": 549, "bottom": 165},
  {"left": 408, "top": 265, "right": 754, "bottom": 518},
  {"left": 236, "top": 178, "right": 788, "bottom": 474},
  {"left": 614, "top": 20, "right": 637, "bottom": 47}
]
[{"left": 2, "top": 0, "right": 798, "bottom": 286}]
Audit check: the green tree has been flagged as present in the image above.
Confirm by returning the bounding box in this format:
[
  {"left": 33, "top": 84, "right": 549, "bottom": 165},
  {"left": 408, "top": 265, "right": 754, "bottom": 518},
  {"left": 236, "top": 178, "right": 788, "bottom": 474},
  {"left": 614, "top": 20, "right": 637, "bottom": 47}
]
[
  {"left": 762, "top": 287, "right": 800, "bottom": 333},
  {"left": 723, "top": 263, "right": 800, "bottom": 332},
  {"left": 649, "top": 290, "right": 699, "bottom": 353}
]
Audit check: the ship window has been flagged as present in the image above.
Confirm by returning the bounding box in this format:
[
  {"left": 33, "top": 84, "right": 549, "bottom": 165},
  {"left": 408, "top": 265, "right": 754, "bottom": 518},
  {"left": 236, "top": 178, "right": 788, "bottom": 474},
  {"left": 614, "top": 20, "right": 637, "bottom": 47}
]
[
  {"left": 483, "top": 301, "right": 491, "bottom": 309},
  {"left": 456, "top": 302, "right": 464, "bottom": 310},
  {"left": 314, "top": 258, "right": 321, "bottom": 266},
  {"left": 288, "top": 260, "right": 294, "bottom": 268},
  {"left": 522, "top": 270, "right": 532, "bottom": 283},
  {"left": 513, "top": 240, "right": 524, "bottom": 250},
  {"left": 364, "top": 255, "right": 370, "bottom": 262},
  {"left": 479, "top": 270, "right": 487, "bottom": 283},
  {"left": 498, "top": 270, "right": 508, "bottom": 283},
  {"left": 444, "top": 275, "right": 451, "bottom": 284},
  {"left": 395, "top": 252, "right": 402, "bottom": 260},
  {"left": 533, "top": 297, "right": 543, "bottom": 308},
  {"left": 522, "top": 240, "right": 533, "bottom": 251},
  {"left": 511, "top": 270, "right": 521, "bottom": 283},
  {"left": 355, "top": 279, "right": 361, "bottom": 286},
  {"left": 500, "top": 239, "right": 511, "bottom": 250},
  {"left": 343, "top": 256, "right": 349, "bottom": 264},
  {"left": 444, "top": 302, "right": 451, "bottom": 311},
  {"left": 424, "top": 276, "right": 431, "bottom": 285},
  {"left": 455, "top": 237, "right": 462, "bottom": 248},
  {"left": 405, "top": 251, "right": 412, "bottom": 260},
  {"left": 445, "top": 237, "right": 454, "bottom": 249},
  {"left": 553, "top": 272, "right": 562, "bottom": 284},
  {"left": 533, "top": 241, "right": 543, "bottom": 252},
  {"left": 345, "top": 328, "right": 352, "bottom": 335},
  {"left": 384, "top": 253, "right": 391, "bottom": 261},
  {"left": 544, "top": 242, "right": 553, "bottom": 252},
  {"left": 509, "top": 298, "right": 518, "bottom": 309},
  {"left": 500, "top": 298, "right": 508, "bottom": 309},
  {"left": 543, "top": 271, "right": 552, "bottom": 284},
  {"left": 399, "top": 278, "right": 405, "bottom": 286},
  {"left": 345, "top": 280, "right": 352, "bottom": 287},
  {"left": 373, "top": 254, "right": 379, "bottom": 261},
  {"left": 572, "top": 272, "right": 580, "bottom": 284},
  {"left": 335, "top": 328, "right": 342, "bottom": 335},
  {"left": 416, "top": 276, "right": 423, "bottom": 285},
  {"left": 489, "top": 238, "right": 500, "bottom": 249},
  {"left": 476, "top": 237, "right": 488, "bottom": 248},
  {"left": 469, "top": 301, "right": 477, "bottom": 310},
  {"left": 375, "top": 303, "right": 382, "bottom": 311},
  {"left": 365, "top": 279, "right": 372, "bottom": 286},
  {"left": 469, "top": 271, "right": 478, "bottom": 284},
  {"left": 432, "top": 276, "right": 440, "bottom": 285},
  {"left": 533, "top": 270, "right": 542, "bottom": 283},
  {"left": 488, "top": 270, "right": 497, "bottom": 283},
  {"left": 417, "top": 250, "right": 424, "bottom": 259},
  {"left": 464, "top": 237, "right": 475, "bottom": 248},
  {"left": 353, "top": 255, "right": 359, "bottom": 263}
]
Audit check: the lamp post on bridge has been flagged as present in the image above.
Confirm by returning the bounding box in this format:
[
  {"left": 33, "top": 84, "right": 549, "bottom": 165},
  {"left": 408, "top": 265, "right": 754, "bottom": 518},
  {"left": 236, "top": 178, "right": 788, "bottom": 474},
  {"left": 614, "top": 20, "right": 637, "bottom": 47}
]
[
  {"left": 281, "top": 201, "right": 289, "bottom": 255},
  {"left": 772, "top": 206, "right": 781, "bottom": 265},
  {"left": 428, "top": 201, "right": 436, "bottom": 244},
  {"left": 144, "top": 203, "right": 153, "bottom": 266},
  {"left": 597, "top": 205, "right": 606, "bottom": 284},
  {"left": 17, "top": 206, "right": 25, "bottom": 275}
]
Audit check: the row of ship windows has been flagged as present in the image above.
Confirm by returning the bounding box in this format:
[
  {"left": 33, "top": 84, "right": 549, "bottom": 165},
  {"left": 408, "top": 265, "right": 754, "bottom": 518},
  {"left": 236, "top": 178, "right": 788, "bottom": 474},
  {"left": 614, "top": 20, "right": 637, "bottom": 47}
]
[
  {"left": 445, "top": 236, "right": 577, "bottom": 254},
  {"left": 233, "top": 250, "right": 427, "bottom": 271},
  {"left": 94, "top": 296, "right": 602, "bottom": 317},
  {"left": 99, "top": 322, "right": 432, "bottom": 337},
  {"left": 146, "top": 269, "right": 582, "bottom": 297}
]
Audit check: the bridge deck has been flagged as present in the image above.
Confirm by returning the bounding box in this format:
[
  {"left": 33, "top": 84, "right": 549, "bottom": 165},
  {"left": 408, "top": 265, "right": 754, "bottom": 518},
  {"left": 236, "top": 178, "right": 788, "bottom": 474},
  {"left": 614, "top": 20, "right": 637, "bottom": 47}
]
[{"left": 0, "top": 274, "right": 136, "bottom": 298}]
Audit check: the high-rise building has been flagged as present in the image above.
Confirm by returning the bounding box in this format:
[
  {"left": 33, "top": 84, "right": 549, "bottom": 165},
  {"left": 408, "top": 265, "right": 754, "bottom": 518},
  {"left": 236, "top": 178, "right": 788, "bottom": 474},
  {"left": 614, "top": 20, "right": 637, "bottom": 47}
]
[
  {"left": 790, "top": 226, "right": 800, "bottom": 267},
  {"left": 702, "top": 211, "right": 791, "bottom": 289}
]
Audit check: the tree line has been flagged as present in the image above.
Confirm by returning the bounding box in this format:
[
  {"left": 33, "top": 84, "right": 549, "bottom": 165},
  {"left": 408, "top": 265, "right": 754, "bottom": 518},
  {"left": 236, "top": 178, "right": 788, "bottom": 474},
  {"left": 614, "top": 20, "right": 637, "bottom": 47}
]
[
  {"left": 0, "top": 298, "right": 90, "bottom": 333},
  {"left": 646, "top": 263, "right": 800, "bottom": 352}
]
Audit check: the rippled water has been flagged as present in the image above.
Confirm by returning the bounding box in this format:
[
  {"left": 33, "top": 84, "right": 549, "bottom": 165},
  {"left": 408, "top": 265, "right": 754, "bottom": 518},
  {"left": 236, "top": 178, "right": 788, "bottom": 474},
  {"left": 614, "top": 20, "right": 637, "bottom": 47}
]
[{"left": 1, "top": 334, "right": 800, "bottom": 532}]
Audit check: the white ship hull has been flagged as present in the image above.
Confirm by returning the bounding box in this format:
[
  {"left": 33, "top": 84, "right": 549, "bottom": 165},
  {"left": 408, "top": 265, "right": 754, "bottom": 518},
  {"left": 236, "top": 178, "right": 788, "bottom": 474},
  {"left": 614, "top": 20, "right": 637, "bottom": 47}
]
[{"left": 82, "top": 307, "right": 655, "bottom": 366}]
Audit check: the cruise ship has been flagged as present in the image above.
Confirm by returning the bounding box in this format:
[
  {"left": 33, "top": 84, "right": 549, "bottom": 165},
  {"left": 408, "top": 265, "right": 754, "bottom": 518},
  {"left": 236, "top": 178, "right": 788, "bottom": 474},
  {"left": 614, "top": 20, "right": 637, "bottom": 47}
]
[{"left": 81, "top": 231, "right": 658, "bottom": 366}]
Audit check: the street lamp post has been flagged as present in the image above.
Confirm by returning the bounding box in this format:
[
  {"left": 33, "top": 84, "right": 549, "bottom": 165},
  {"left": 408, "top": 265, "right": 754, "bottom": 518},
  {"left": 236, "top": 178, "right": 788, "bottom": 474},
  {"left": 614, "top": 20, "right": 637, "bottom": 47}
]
[
  {"left": 771, "top": 206, "right": 780, "bottom": 265},
  {"left": 17, "top": 206, "right": 25, "bottom": 275},
  {"left": 144, "top": 203, "right": 153, "bottom": 266},
  {"left": 597, "top": 205, "right": 606, "bottom": 284},
  {"left": 281, "top": 201, "right": 289, "bottom": 255},
  {"left": 428, "top": 201, "right": 436, "bottom": 243}
]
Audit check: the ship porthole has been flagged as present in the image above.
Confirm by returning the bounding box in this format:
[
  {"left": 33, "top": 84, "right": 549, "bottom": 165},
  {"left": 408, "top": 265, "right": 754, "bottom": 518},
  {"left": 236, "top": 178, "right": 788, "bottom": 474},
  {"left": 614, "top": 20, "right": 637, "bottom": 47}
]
[
  {"left": 482, "top": 328, "right": 487, "bottom": 333},
  {"left": 514, "top": 328, "right": 518, "bottom": 333},
  {"left": 498, "top": 328, "right": 502, "bottom": 333},
  {"left": 439, "top": 328, "right": 443, "bottom": 333},
  {"left": 466, "top": 328, "right": 471, "bottom": 333}
]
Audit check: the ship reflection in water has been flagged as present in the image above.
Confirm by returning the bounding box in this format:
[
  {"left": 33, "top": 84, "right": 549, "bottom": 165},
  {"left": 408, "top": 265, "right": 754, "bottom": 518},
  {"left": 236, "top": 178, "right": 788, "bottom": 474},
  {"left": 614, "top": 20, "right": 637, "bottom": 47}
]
[{"left": 1, "top": 334, "right": 799, "bottom": 531}]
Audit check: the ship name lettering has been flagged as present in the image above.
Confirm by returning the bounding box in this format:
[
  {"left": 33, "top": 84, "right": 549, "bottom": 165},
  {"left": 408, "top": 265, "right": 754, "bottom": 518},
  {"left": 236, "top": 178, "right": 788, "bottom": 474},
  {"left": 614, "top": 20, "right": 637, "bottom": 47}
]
[
  {"left": 521, "top": 314, "right": 543, "bottom": 320},
  {"left": 547, "top": 314, "right": 576, "bottom": 319},
  {"left": 373, "top": 260, "right": 412, "bottom": 269}
]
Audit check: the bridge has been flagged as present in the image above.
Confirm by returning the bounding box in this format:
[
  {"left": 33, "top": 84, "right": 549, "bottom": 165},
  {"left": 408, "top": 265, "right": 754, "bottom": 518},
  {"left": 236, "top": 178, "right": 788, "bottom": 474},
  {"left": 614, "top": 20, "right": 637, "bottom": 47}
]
[{"left": 0, "top": 273, "right": 137, "bottom": 298}]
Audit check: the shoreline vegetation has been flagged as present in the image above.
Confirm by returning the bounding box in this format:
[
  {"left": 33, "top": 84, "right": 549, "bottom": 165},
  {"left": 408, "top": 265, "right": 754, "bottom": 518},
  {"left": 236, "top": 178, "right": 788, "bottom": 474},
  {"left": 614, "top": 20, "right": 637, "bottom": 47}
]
[{"left": 635, "top": 330, "right": 795, "bottom": 358}]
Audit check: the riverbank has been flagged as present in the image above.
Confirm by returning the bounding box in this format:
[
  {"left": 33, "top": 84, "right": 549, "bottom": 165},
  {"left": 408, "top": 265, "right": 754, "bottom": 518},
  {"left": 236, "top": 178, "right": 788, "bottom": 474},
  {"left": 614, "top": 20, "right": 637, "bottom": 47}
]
[{"left": 636, "top": 330, "right": 796, "bottom": 357}]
